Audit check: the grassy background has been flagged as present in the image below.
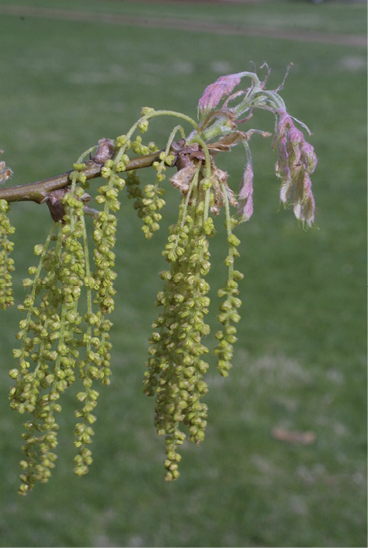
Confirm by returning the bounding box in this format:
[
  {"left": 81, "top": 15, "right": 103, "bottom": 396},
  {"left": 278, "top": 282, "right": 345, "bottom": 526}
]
[{"left": 0, "top": 1, "right": 366, "bottom": 546}]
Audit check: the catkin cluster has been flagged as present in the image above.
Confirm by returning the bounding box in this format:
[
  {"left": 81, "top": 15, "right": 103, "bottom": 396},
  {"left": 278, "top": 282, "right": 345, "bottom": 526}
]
[
  {"left": 8, "top": 156, "right": 128, "bottom": 493},
  {"left": 8, "top": 168, "right": 96, "bottom": 493},
  {"left": 144, "top": 170, "right": 220, "bottom": 480},
  {"left": 6, "top": 131, "right": 245, "bottom": 493}
]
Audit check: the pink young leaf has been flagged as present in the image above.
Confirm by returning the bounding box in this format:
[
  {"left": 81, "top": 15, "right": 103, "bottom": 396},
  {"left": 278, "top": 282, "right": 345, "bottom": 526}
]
[
  {"left": 198, "top": 73, "right": 243, "bottom": 115},
  {"left": 237, "top": 163, "right": 254, "bottom": 221}
]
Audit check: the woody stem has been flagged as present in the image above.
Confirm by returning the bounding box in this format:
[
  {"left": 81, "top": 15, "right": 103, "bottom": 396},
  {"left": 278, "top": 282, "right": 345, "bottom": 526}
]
[{"left": 0, "top": 150, "right": 166, "bottom": 204}]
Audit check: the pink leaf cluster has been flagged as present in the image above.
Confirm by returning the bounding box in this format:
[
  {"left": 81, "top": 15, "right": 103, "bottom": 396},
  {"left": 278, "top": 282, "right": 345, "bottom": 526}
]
[
  {"left": 198, "top": 73, "right": 242, "bottom": 115},
  {"left": 274, "top": 110, "right": 317, "bottom": 226}
]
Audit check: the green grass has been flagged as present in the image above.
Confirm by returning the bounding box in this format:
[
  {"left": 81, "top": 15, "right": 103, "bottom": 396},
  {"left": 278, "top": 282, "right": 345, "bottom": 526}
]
[
  {"left": 0, "top": 1, "right": 366, "bottom": 546},
  {"left": 2, "top": 0, "right": 367, "bottom": 35}
]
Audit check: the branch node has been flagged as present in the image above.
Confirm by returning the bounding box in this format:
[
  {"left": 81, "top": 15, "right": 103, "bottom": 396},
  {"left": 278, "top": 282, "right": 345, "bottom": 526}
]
[{"left": 90, "top": 138, "right": 115, "bottom": 165}]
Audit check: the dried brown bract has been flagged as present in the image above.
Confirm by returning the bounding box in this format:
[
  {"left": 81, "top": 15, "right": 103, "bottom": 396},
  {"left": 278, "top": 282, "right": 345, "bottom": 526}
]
[{"left": 90, "top": 138, "right": 115, "bottom": 165}]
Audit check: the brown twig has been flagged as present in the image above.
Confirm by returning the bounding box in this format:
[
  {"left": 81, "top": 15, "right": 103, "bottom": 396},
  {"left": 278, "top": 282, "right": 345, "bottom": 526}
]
[{"left": 0, "top": 150, "right": 166, "bottom": 204}]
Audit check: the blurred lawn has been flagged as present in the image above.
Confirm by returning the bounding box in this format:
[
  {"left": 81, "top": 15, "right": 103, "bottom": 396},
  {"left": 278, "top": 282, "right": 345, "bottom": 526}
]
[{"left": 0, "top": 1, "right": 366, "bottom": 547}]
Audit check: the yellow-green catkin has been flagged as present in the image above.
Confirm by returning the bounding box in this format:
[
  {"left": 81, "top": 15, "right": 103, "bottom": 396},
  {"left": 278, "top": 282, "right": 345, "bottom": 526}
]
[
  {"left": 214, "top": 218, "right": 243, "bottom": 377},
  {"left": 9, "top": 224, "right": 63, "bottom": 495},
  {"left": 144, "top": 173, "right": 214, "bottom": 481},
  {"left": 0, "top": 199, "right": 15, "bottom": 308},
  {"left": 62, "top": 172, "right": 98, "bottom": 477},
  {"left": 73, "top": 156, "right": 123, "bottom": 475},
  {"left": 125, "top": 170, "right": 166, "bottom": 239},
  {"left": 124, "top": 137, "right": 167, "bottom": 240}
]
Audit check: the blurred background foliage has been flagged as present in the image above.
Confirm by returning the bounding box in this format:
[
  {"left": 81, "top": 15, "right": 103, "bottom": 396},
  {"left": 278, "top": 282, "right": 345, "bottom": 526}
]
[{"left": 0, "top": 0, "right": 366, "bottom": 546}]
